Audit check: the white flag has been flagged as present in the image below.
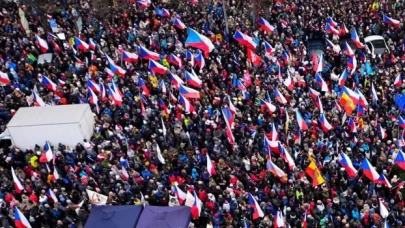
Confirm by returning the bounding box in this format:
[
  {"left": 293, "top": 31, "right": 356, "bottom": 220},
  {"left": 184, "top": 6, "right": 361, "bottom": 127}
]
[
  {"left": 86, "top": 189, "right": 108, "bottom": 206},
  {"left": 380, "top": 200, "right": 389, "bottom": 218},
  {"left": 161, "top": 117, "right": 167, "bottom": 136},
  {"left": 156, "top": 144, "right": 165, "bottom": 164},
  {"left": 184, "top": 191, "right": 195, "bottom": 208}
]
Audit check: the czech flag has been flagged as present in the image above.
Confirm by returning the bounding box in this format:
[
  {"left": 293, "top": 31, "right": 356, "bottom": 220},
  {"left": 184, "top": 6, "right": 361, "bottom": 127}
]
[
  {"left": 222, "top": 106, "right": 234, "bottom": 126},
  {"left": 340, "top": 86, "right": 359, "bottom": 115},
  {"left": 315, "top": 73, "right": 328, "bottom": 92},
  {"left": 74, "top": 36, "right": 89, "bottom": 51},
  {"left": 281, "top": 51, "right": 290, "bottom": 65},
  {"left": 338, "top": 69, "right": 349, "bottom": 88},
  {"left": 257, "top": 17, "right": 275, "bottom": 33},
  {"left": 57, "top": 79, "right": 65, "bottom": 86},
  {"left": 395, "top": 150, "right": 405, "bottom": 170},
  {"left": 267, "top": 159, "right": 287, "bottom": 178},
  {"left": 169, "top": 72, "right": 184, "bottom": 89},
  {"left": 233, "top": 30, "right": 257, "bottom": 50},
  {"left": 87, "top": 80, "right": 100, "bottom": 93},
  {"left": 274, "top": 88, "right": 287, "bottom": 104},
  {"left": 11, "top": 167, "right": 24, "bottom": 193},
  {"left": 355, "top": 88, "right": 369, "bottom": 108},
  {"left": 247, "top": 49, "right": 262, "bottom": 66},
  {"left": 107, "top": 85, "right": 123, "bottom": 106},
  {"left": 316, "top": 53, "right": 325, "bottom": 72},
  {"left": 46, "top": 188, "right": 58, "bottom": 202},
  {"left": 394, "top": 73, "right": 403, "bottom": 87},
  {"left": 248, "top": 193, "right": 265, "bottom": 220},
  {"left": 344, "top": 42, "right": 355, "bottom": 57},
  {"left": 264, "top": 41, "right": 275, "bottom": 56},
  {"left": 185, "top": 50, "right": 195, "bottom": 66},
  {"left": 155, "top": 8, "right": 170, "bottom": 17},
  {"left": 138, "top": 77, "right": 150, "bottom": 96},
  {"left": 173, "top": 18, "right": 186, "bottom": 30},
  {"left": 179, "top": 95, "right": 195, "bottom": 112},
  {"left": 309, "top": 88, "right": 320, "bottom": 99},
  {"left": 326, "top": 17, "right": 338, "bottom": 27},
  {"left": 340, "top": 23, "right": 349, "bottom": 36},
  {"left": 185, "top": 71, "right": 202, "bottom": 88},
  {"left": 378, "top": 174, "right": 392, "bottom": 188},
  {"left": 348, "top": 118, "right": 357, "bottom": 133},
  {"left": 347, "top": 56, "right": 357, "bottom": 72},
  {"left": 319, "top": 113, "right": 332, "bottom": 132},
  {"left": 122, "top": 51, "right": 139, "bottom": 63},
  {"left": 281, "top": 147, "right": 295, "bottom": 170},
  {"left": 294, "top": 129, "right": 301, "bottom": 145},
  {"left": 383, "top": 15, "right": 400, "bottom": 28},
  {"left": 89, "top": 38, "right": 97, "bottom": 50},
  {"left": 44, "top": 141, "right": 54, "bottom": 162},
  {"left": 399, "top": 116, "right": 405, "bottom": 128},
  {"left": 35, "top": 35, "right": 49, "bottom": 53},
  {"left": 32, "top": 91, "right": 46, "bottom": 107},
  {"left": 283, "top": 72, "right": 294, "bottom": 91},
  {"left": 14, "top": 206, "right": 32, "bottom": 228},
  {"left": 105, "top": 54, "right": 126, "bottom": 77},
  {"left": 173, "top": 185, "right": 186, "bottom": 204},
  {"left": 260, "top": 99, "right": 276, "bottom": 114},
  {"left": 378, "top": 124, "right": 387, "bottom": 139},
  {"left": 137, "top": 0, "right": 151, "bottom": 9},
  {"left": 88, "top": 88, "right": 99, "bottom": 113},
  {"left": 351, "top": 29, "right": 364, "bottom": 48},
  {"left": 361, "top": 158, "right": 379, "bottom": 182},
  {"left": 195, "top": 53, "right": 205, "bottom": 70},
  {"left": 191, "top": 191, "right": 202, "bottom": 219},
  {"left": 274, "top": 211, "right": 285, "bottom": 228},
  {"left": 41, "top": 75, "right": 57, "bottom": 91},
  {"left": 206, "top": 154, "right": 216, "bottom": 176},
  {"left": 0, "top": 71, "right": 10, "bottom": 85},
  {"left": 149, "top": 59, "right": 168, "bottom": 75},
  {"left": 169, "top": 54, "right": 182, "bottom": 68},
  {"left": 295, "top": 110, "right": 308, "bottom": 131},
  {"left": 371, "top": 83, "right": 379, "bottom": 103},
  {"left": 334, "top": 100, "right": 343, "bottom": 112},
  {"left": 139, "top": 46, "right": 160, "bottom": 60},
  {"left": 185, "top": 28, "right": 215, "bottom": 57},
  {"left": 326, "top": 38, "right": 341, "bottom": 54},
  {"left": 222, "top": 107, "right": 235, "bottom": 145},
  {"left": 159, "top": 99, "right": 169, "bottom": 115},
  {"left": 270, "top": 122, "right": 279, "bottom": 141},
  {"left": 325, "top": 23, "right": 339, "bottom": 35},
  {"left": 339, "top": 152, "right": 358, "bottom": 178},
  {"left": 179, "top": 84, "right": 200, "bottom": 99}
]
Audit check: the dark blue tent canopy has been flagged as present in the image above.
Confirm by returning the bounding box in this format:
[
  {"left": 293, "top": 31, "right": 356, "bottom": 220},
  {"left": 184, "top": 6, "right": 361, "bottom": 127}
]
[
  {"left": 136, "top": 206, "right": 191, "bottom": 228},
  {"left": 85, "top": 205, "right": 143, "bottom": 228}
]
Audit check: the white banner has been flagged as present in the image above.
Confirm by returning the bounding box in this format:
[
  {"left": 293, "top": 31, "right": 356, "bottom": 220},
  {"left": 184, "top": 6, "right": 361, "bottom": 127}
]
[{"left": 86, "top": 189, "right": 108, "bottom": 206}]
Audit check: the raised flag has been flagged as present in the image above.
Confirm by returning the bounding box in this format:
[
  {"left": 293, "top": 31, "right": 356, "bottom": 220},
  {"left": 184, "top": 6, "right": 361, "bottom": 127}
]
[
  {"left": 233, "top": 30, "right": 257, "bottom": 50},
  {"left": 248, "top": 193, "right": 264, "bottom": 220},
  {"left": 185, "top": 28, "right": 215, "bottom": 57}
]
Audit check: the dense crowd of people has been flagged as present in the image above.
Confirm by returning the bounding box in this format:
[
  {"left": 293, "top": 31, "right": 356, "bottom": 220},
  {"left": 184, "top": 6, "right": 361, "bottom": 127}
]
[{"left": 1, "top": 0, "right": 405, "bottom": 227}]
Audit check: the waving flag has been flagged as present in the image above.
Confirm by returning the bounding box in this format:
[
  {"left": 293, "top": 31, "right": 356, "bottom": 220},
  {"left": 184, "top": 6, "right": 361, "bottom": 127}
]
[
  {"left": 179, "top": 95, "right": 195, "bottom": 113},
  {"left": 281, "top": 146, "right": 295, "bottom": 170},
  {"left": 11, "top": 167, "right": 24, "bottom": 193},
  {"left": 294, "top": 129, "right": 301, "bottom": 145},
  {"left": 309, "top": 88, "right": 320, "bottom": 99},
  {"left": 185, "top": 71, "right": 202, "bottom": 88},
  {"left": 394, "top": 73, "right": 403, "bottom": 87},
  {"left": 89, "top": 38, "right": 97, "bottom": 50},
  {"left": 35, "top": 35, "right": 49, "bottom": 53},
  {"left": 283, "top": 72, "right": 294, "bottom": 91},
  {"left": 179, "top": 84, "right": 200, "bottom": 99},
  {"left": 46, "top": 188, "right": 58, "bottom": 202},
  {"left": 361, "top": 158, "right": 379, "bottom": 182},
  {"left": 233, "top": 30, "right": 257, "bottom": 50},
  {"left": 173, "top": 18, "right": 186, "bottom": 29},
  {"left": 41, "top": 75, "right": 57, "bottom": 91},
  {"left": 105, "top": 54, "right": 126, "bottom": 77},
  {"left": 371, "top": 83, "right": 378, "bottom": 103},
  {"left": 149, "top": 59, "right": 168, "bottom": 74},
  {"left": 340, "top": 23, "right": 349, "bottom": 35},
  {"left": 247, "top": 49, "right": 262, "bottom": 66},
  {"left": 319, "top": 113, "right": 333, "bottom": 132},
  {"left": 383, "top": 15, "right": 400, "bottom": 28},
  {"left": 260, "top": 99, "right": 276, "bottom": 114},
  {"left": 274, "top": 211, "right": 285, "bottom": 228},
  {"left": 173, "top": 185, "right": 186, "bottom": 204},
  {"left": 222, "top": 107, "right": 235, "bottom": 145},
  {"left": 87, "top": 80, "right": 100, "bottom": 93},
  {"left": 107, "top": 85, "right": 122, "bottom": 106},
  {"left": 138, "top": 77, "right": 150, "bottom": 96},
  {"left": 305, "top": 161, "right": 325, "bottom": 186},
  {"left": 155, "top": 7, "right": 170, "bottom": 18},
  {"left": 156, "top": 144, "right": 165, "bottom": 164},
  {"left": 339, "top": 152, "right": 358, "bottom": 178},
  {"left": 195, "top": 53, "right": 205, "bottom": 69},
  {"left": 340, "top": 86, "right": 359, "bottom": 115},
  {"left": 88, "top": 88, "right": 99, "bottom": 113},
  {"left": 247, "top": 193, "right": 264, "bottom": 220},
  {"left": 395, "top": 150, "right": 405, "bottom": 170},
  {"left": 325, "top": 23, "right": 339, "bottom": 35},
  {"left": 185, "top": 28, "right": 215, "bottom": 57},
  {"left": 0, "top": 71, "right": 10, "bottom": 85},
  {"left": 139, "top": 46, "right": 160, "bottom": 60},
  {"left": 347, "top": 56, "right": 357, "bottom": 74},
  {"left": 326, "top": 17, "right": 338, "bottom": 27},
  {"left": 281, "top": 51, "right": 290, "bottom": 65},
  {"left": 344, "top": 42, "right": 355, "bottom": 57},
  {"left": 295, "top": 110, "right": 308, "bottom": 131},
  {"left": 185, "top": 50, "right": 195, "bottom": 66},
  {"left": 338, "top": 69, "right": 349, "bottom": 88},
  {"left": 263, "top": 41, "right": 275, "bottom": 57},
  {"left": 326, "top": 38, "right": 341, "bottom": 54},
  {"left": 274, "top": 88, "right": 287, "bottom": 104},
  {"left": 44, "top": 141, "right": 54, "bottom": 162},
  {"left": 15, "top": 206, "right": 32, "bottom": 228},
  {"left": 138, "top": 0, "right": 151, "bottom": 9},
  {"left": 74, "top": 36, "right": 89, "bottom": 51},
  {"left": 378, "top": 174, "right": 392, "bottom": 188},
  {"left": 169, "top": 54, "right": 182, "bottom": 67},
  {"left": 257, "top": 17, "right": 275, "bottom": 33},
  {"left": 315, "top": 73, "right": 328, "bottom": 92},
  {"left": 378, "top": 124, "right": 387, "bottom": 139},
  {"left": 32, "top": 91, "right": 46, "bottom": 107},
  {"left": 169, "top": 72, "right": 184, "bottom": 89},
  {"left": 316, "top": 53, "right": 325, "bottom": 72},
  {"left": 354, "top": 89, "right": 368, "bottom": 108},
  {"left": 351, "top": 29, "right": 364, "bottom": 48},
  {"left": 206, "top": 154, "right": 216, "bottom": 176},
  {"left": 380, "top": 200, "right": 389, "bottom": 218},
  {"left": 122, "top": 51, "right": 139, "bottom": 63},
  {"left": 399, "top": 116, "right": 405, "bottom": 129}
]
